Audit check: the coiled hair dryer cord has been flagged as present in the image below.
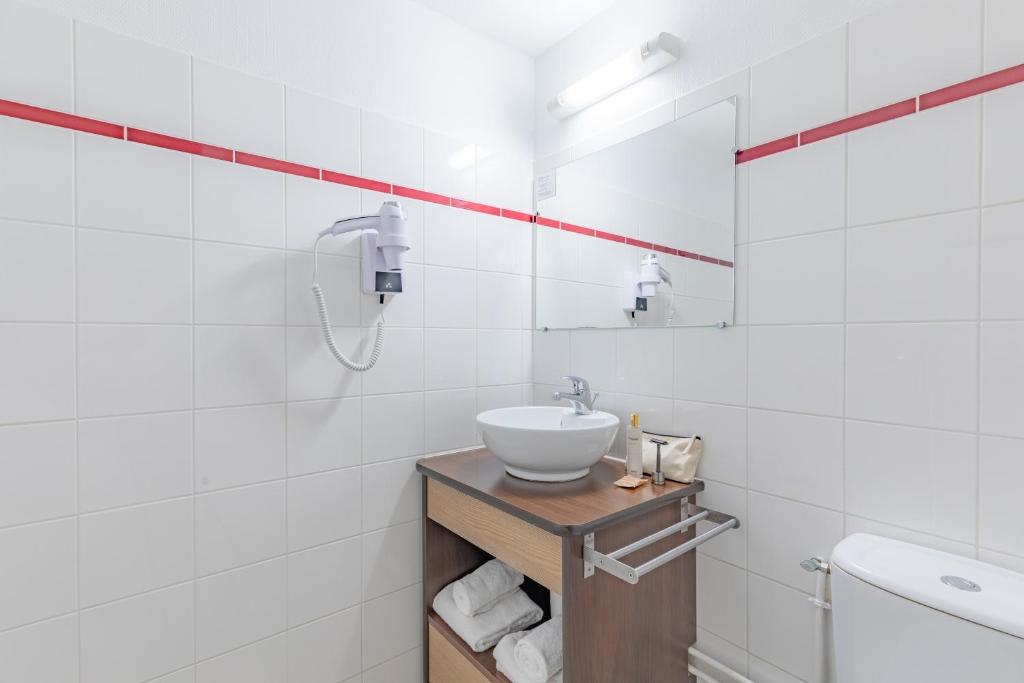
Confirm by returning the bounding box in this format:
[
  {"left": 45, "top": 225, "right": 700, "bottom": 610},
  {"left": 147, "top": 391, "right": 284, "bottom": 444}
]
[{"left": 311, "top": 235, "right": 384, "bottom": 372}]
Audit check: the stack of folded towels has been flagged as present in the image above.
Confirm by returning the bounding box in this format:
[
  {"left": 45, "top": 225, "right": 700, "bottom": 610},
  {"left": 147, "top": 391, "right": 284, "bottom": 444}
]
[
  {"left": 493, "top": 616, "right": 564, "bottom": 683},
  {"left": 432, "top": 559, "right": 543, "bottom": 653}
]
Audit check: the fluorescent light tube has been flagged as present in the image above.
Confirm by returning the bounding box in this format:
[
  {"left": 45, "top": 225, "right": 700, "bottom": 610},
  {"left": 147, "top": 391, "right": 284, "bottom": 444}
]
[{"left": 547, "top": 33, "right": 681, "bottom": 119}]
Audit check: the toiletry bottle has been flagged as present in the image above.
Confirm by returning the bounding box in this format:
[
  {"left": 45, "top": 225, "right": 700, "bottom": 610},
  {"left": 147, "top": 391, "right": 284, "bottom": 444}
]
[{"left": 626, "top": 413, "right": 644, "bottom": 478}]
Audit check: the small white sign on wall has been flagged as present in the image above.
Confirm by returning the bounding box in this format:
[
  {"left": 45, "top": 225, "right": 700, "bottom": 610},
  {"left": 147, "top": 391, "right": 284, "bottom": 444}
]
[{"left": 535, "top": 171, "right": 556, "bottom": 201}]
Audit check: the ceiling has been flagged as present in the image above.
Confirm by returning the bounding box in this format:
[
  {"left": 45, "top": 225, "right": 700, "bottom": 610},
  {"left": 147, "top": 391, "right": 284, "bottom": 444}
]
[{"left": 410, "top": 0, "right": 619, "bottom": 56}]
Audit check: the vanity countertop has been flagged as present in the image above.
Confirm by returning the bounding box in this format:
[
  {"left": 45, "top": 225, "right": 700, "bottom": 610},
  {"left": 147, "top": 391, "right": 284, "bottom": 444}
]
[{"left": 416, "top": 448, "right": 704, "bottom": 537}]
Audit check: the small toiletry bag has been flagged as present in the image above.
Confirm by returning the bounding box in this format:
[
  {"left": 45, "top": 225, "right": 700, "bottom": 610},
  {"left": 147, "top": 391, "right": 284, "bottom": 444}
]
[{"left": 641, "top": 432, "right": 703, "bottom": 483}]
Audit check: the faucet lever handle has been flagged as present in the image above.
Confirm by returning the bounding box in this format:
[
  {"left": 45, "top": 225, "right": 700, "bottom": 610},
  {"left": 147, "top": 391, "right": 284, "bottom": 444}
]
[{"left": 561, "top": 375, "right": 589, "bottom": 393}]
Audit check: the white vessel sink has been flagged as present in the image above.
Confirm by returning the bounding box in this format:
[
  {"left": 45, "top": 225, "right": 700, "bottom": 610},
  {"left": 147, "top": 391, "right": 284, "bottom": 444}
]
[{"left": 476, "top": 406, "right": 620, "bottom": 482}]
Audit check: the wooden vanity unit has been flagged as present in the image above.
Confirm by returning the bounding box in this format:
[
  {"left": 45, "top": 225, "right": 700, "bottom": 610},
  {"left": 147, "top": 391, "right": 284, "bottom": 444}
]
[{"left": 418, "top": 448, "right": 705, "bottom": 683}]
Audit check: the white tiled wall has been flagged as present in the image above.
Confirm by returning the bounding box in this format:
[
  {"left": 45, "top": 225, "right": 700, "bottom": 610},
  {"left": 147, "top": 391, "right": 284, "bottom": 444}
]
[
  {"left": 0, "top": 1, "right": 533, "bottom": 681},
  {"left": 534, "top": 0, "right": 1023, "bottom": 679}
]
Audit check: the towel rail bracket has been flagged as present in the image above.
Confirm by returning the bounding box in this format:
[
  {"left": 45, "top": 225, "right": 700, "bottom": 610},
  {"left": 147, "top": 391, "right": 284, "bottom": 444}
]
[{"left": 582, "top": 502, "right": 739, "bottom": 584}]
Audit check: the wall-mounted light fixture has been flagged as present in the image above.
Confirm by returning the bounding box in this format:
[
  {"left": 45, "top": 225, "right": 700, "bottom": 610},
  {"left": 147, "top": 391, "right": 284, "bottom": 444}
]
[{"left": 547, "top": 32, "right": 681, "bottom": 120}]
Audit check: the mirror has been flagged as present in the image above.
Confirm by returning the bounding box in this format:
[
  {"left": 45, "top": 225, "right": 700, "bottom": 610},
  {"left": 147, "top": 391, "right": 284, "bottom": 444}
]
[{"left": 534, "top": 98, "right": 737, "bottom": 329}]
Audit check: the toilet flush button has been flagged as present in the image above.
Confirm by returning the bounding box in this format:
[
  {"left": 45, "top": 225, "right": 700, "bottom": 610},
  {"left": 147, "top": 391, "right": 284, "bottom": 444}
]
[{"left": 941, "top": 575, "right": 982, "bottom": 592}]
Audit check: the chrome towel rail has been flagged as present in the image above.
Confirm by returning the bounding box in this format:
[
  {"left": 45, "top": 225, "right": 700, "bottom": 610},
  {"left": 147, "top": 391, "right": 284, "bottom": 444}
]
[{"left": 583, "top": 503, "right": 739, "bottom": 584}]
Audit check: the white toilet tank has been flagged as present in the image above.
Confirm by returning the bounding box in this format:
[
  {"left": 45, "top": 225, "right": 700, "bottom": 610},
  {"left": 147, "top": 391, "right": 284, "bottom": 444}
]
[{"left": 831, "top": 534, "right": 1024, "bottom": 682}]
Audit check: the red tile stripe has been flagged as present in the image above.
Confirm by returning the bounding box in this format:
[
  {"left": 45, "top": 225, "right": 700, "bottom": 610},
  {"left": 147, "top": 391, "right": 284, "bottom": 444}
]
[
  {"left": 127, "top": 128, "right": 233, "bottom": 161},
  {"left": 321, "top": 170, "right": 391, "bottom": 193},
  {"left": 0, "top": 98, "right": 123, "bottom": 138},
  {"left": 735, "top": 62, "right": 1024, "bottom": 163},
  {"left": 235, "top": 151, "right": 319, "bottom": 178},
  {"left": 451, "top": 198, "right": 501, "bottom": 216},
  {"left": 535, "top": 216, "right": 560, "bottom": 229},
  {"left": 393, "top": 185, "right": 450, "bottom": 206},
  {"left": 501, "top": 208, "right": 535, "bottom": 223},
  {"left": 561, "top": 222, "right": 594, "bottom": 237}
]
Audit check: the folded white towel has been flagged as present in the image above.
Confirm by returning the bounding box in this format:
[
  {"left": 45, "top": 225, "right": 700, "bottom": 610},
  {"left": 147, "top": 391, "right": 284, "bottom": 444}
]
[
  {"left": 513, "top": 616, "right": 563, "bottom": 682},
  {"left": 452, "top": 559, "right": 524, "bottom": 616},
  {"left": 433, "top": 583, "right": 542, "bottom": 653},
  {"left": 494, "top": 631, "right": 563, "bottom": 683}
]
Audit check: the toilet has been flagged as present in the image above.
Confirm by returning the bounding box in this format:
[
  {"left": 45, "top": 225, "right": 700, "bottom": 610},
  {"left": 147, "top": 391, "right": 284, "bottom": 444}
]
[{"left": 831, "top": 534, "right": 1024, "bottom": 682}]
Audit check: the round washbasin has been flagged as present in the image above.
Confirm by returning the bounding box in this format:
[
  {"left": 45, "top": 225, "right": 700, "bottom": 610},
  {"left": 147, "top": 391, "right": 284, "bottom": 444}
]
[{"left": 476, "top": 406, "right": 620, "bottom": 482}]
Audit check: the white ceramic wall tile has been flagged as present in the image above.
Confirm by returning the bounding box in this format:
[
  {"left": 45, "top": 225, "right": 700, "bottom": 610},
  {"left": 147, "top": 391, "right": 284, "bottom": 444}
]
[
  {"left": 750, "top": 27, "right": 847, "bottom": 145},
  {"left": 193, "top": 60, "right": 283, "bottom": 156},
  {"left": 981, "top": 202, "right": 1024, "bottom": 320},
  {"left": 984, "top": 0, "right": 1024, "bottom": 71},
  {"left": 78, "top": 228, "right": 191, "bottom": 323},
  {"left": 477, "top": 151, "right": 531, "bottom": 213},
  {"left": 361, "top": 110, "right": 423, "bottom": 188},
  {"left": 197, "top": 635, "right": 286, "bottom": 683},
  {"left": 476, "top": 214, "right": 532, "bottom": 276},
  {"left": 285, "top": 176, "right": 362, "bottom": 254},
  {"left": 748, "top": 656, "right": 804, "bottom": 683},
  {"left": 424, "top": 131, "right": 476, "bottom": 199},
  {"left": 361, "top": 583, "right": 421, "bottom": 669},
  {"left": 287, "top": 608, "right": 362, "bottom": 683},
  {"left": 195, "top": 558, "right": 286, "bottom": 659},
  {"left": 846, "top": 420, "right": 977, "bottom": 542},
  {"left": 567, "top": 329, "right": 616, "bottom": 391},
  {"left": 0, "top": 614, "right": 78, "bottom": 683},
  {"left": 614, "top": 328, "right": 674, "bottom": 397},
  {"left": 363, "top": 520, "right": 422, "bottom": 600},
  {"left": 288, "top": 537, "right": 362, "bottom": 627},
  {"left": 79, "top": 498, "right": 193, "bottom": 606},
  {"left": 846, "top": 323, "right": 978, "bottom": 431},
  {"left": 673, "top": 326, "right": 747, "bottom": 406},
  {"left": 675, "top": 401, "right": 747, "bottom": 487},
  {"left": 748, "top": 138, "right": 846, "bottom": 242},
  {"left": 79, "top": 411, "right": 193, "bottom": 511},
  {"left": 287, "top": 468, "right": 361, "bottom": 551},
  {"left": 748, "top": 230, "right": 844, "bottom": 324},
  {"left": 195, "top": 404, "right": 286, "bottom": 491},
  {"left": 748, "top": 409, "right": 843, "bottom": 509},
  {"left": 696, "top": 480, "right": 747, "bottom": 567},
  {"left": 286, "top": 326, "right": 361, "bottom": 402},
  {"left": 80, "top": 583, "right": 194, "bottom": 683},
  {"left": 845, "top": 514, "right": 975, "bottom": 557},
  {"left": 361, "top": 327, "right": 424, "bottom": 395},
  {"left": 424, "top": 204, "right": 476, "bottom": 269},
  {"left": 0, "top": 323, "right": 74, "bottom": 424},
  {"left": 0, "top": 421, "right": 75, "bottom": 527},
  {"left": 982, "top": 83, "right": 1024, "bottom": 206},
  {"left": 425, "top": 329, "right": 476, "bottom": 389},
  {"left": 695, "top": 628, "right": 749, "bottom": 679},
  {"left": 0, "top": 0, "right": 72, "bottom": 110},
  {"left": 535, "top": 227, "right": 580, "bottom": 280},
  {"left": 362, "top": 392, "right": 425, "bottom": 464},
  {"left": 476, "top": 330, "right": 522, "bottom": 386},
  {"left": 75, "top": 22, "right": 189, "bottom": 136},
  {"left": 848, "top": 0, "right": 982, "bottom": 114},
  {"left": 362, "top": 457, "right": 421, "bottom": 532},
  {"left": 76, "top": 134, "right": 190, "bottom": 238},
  {"left": 847, "top": 100, "right": 980, "bottom": 225},
  {"left": 747, "top": 575, "right": 816, "bottom": 681},
  {"left": 195, "top": 481, "right": 286, "bottom": 576},
  {"left": 0, "top": 221, "right": 73, "bottom": 321},
  {"left": 980, "top": 321, "right": 1024, "bottom": 438},
  {"left": 477, "top": 272, "right": 530, "bottom": 329},
  {"left": 424, "top": 388, "right": 478, "bottom": 452},
  {"left": 695, "top": 554, "right": 747, "bottom": 648},
  {"left": 748, "top": 325, "right": 844, "bottom": 416},
  {"left": 0, "top": 518, "right": 76, "bottom": 631},
  {"left": 747, "top": 492, "right": 844, "bottom": 592},
  {"left": 287, "top": 397, "right": 361, "bottom": 476},
  {"left": 193, "top": 159, "right": 285, "bottom": 248},
  {"left": 847, "top": 210, "right": 979, "bottom": 322},
  {"left": 362, "top": 646, "right": 422, "bottom": 683},
  {"left": 424, "top": 266, "right": 476, "bottom": 328},
  {"left": 0, "top": 119, "right": 72, "bottom": 225},
  {"left": 286, "top": 88, "right": 360, "bottom": 173},
  {"left": 195, "top": 326, "right": 286, "bottom": 408},
  {"left": 196, "top": 242, "right": 285, "bottom": 325}
]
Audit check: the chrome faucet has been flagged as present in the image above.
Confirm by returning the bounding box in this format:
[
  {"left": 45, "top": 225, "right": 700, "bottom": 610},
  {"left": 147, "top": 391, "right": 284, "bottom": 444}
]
[{"left": 552, "top": 375, "right": 599, "bottom": 415}]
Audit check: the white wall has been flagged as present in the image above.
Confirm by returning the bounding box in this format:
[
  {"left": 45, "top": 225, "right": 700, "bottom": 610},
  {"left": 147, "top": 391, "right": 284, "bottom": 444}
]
[
  {"left": 0, "top": 0, "right": 534, "bottom": 681},
  {"left": 534, "top": 0, "right": 1024, "bottom": 681},
  {"left": 534, "top": 0, "right": 899, "bottom": 158}
]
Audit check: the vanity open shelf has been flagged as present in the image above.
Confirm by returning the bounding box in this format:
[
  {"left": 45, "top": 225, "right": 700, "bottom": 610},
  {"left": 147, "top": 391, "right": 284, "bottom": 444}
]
[{"left": 418, "top": 448, "right": 721, "bottom": 683}]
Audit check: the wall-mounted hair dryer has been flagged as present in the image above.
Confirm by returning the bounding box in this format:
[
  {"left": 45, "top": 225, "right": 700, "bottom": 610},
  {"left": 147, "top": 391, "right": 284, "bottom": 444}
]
[
  {"left": 312, "top": 200, "right": 410, "bottom": 372},
  {"left": 623, "top": 252, "right": 674, "bottom": 324}
]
